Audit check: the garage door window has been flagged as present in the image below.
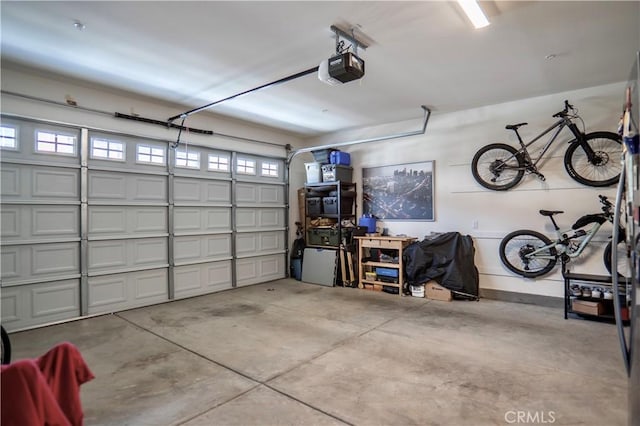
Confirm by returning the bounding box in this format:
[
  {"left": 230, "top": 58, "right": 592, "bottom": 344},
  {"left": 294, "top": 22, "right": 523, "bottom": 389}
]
[
  {"left": 137, "top": 144, "right": 165, "bottom": 165},
  {"left": 261, "top": 161, "right": 279, "bottom": 178},
  {"left": 36, "top": 130, "right": 76, "bottom": 155},
  {"left": 0, "top": 125, "right": 17, "bottom": 150},
  {"left": 176, "top": 149, "right": 200, "bottom": 169},
  {"left": 208, "top": 154, "right": 229, "bottom": 172},
  {"left": 237, "top": 158, "right": 256, "bottom": 175},
  {"left": 91, "top": 138, "right": 125, "bottom": 161}
]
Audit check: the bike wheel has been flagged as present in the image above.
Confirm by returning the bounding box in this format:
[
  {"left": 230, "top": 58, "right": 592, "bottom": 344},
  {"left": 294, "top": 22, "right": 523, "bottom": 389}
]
[
  {"left": 564, "top": 131, "right": 622, "bottom": 187},
  {"left": 603, "top": 239, "right": 631, "bottom": 278},
  {"left": 471, "top": 143, "right": 525, "bottom": 191},
  {"left": 1, "top": 326, "right": 11, "bottom": 365},
  {"left": 499, "top": 230, "right": 558, "bottom": 278}
]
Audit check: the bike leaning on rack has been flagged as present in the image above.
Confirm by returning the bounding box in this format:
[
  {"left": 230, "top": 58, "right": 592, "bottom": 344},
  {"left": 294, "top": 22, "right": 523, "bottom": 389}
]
[
  {"left": 499, "top": 195, "right": 627, "bottom": 278},
  {"left": 472, "top": 100, "right": 622, "bottom": 191}
]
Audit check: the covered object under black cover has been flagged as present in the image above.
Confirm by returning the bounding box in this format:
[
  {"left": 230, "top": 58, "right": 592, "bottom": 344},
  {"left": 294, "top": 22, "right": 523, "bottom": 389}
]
[{"left": 403, "top": 232, "right": 479, "bottom": 297}]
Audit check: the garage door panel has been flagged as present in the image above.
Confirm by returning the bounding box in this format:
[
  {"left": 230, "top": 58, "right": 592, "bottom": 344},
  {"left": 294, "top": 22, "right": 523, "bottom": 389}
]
[
  {"left": 32, "top": 281, "right": 79, "bottom": 318},
  {"left": 1, "top": 166, "right": 20, "bottom": 196},
  {"left": 236, "top": 231, "right": 285, "bottom": 256},
  {"left": 1, "top": 164, "right": 79, "bottom": 201},
  {"left": 174, "top": 234, "right": 231, "bottom": 263},
  {"left": 88, "top": 237, "right": 167, "bottom": 272},
  {"left": 173, "top": 177, "right": 230, "bottom": 204},
  {"left": 174, "top": 261, "right": 232, "bottom": 299},
  {"left": 88, "top": 268, "right": 168, "bottom": 314},
  {"left": 88, "top": 206, "right": 167, "bottom": 236},
  {"left": 0, "top": 280, "right": 80, "bottom": 331},
  {"left": 1, "top": 205, "right": 79, "bottom": 241},
  {"left": 174, "top": 207, "right": 231, "bottom": 233},
  {"left": 2, "top": 242, "right": 80, "bottom": 283},
  {"left": 88, "top": 171, "right": 166, "bottom": 202},
  {"left": 236, "top": 254, "right": 285, "bottom": 287},
  {"left": 31, "top": 243, "right": 79, "bottom": 275},
  {"left": 236, "top": 183, "right": 284, "bottom": 205},
  {"left": 236, "top": 208, "right": 284, "bottom": 230},
  {"left": 33, "top": 169, "right": 79, "bottom": 198}
]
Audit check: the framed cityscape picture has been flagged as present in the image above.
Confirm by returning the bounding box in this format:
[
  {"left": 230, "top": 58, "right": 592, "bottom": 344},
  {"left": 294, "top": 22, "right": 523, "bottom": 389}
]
[{"left": 362, "top": 161, "right": 435, "bottom": 221}]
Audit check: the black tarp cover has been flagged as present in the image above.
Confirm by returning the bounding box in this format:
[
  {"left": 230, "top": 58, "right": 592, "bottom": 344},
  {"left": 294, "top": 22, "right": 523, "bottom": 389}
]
[{"left": 403, "top": 232, "right": 479, "bottom": 297}]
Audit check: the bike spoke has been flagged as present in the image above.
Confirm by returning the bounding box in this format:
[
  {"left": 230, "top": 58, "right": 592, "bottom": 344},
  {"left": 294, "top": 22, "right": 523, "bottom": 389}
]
[{"left": 503, "top": 237, "right": 554, "bottom": 273}]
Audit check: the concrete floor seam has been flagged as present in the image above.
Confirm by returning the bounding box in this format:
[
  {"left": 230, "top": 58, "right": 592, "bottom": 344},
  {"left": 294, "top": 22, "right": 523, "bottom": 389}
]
[{"left": 114, "top": 312, "right": 355, "bottom": 425}]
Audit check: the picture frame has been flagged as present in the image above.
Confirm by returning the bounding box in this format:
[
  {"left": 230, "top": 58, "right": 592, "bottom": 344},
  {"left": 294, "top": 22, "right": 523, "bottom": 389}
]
[{"left": 362, "top": 160, "right": 435, "bottom": 221}]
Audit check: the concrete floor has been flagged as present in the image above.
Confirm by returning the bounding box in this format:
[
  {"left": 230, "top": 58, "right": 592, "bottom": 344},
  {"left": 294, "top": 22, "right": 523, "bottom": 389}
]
[{"left": 8, "top": 279, "right": 628, "bottom": 425}]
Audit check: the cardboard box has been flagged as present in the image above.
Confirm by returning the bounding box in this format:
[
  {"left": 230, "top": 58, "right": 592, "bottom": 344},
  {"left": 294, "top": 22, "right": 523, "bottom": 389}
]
[
  {"left": 572, "top": 299, "right": 603, "bottom": 316},
  {"left": 425, "top": 282, "right": 452, "bottom": 302}
]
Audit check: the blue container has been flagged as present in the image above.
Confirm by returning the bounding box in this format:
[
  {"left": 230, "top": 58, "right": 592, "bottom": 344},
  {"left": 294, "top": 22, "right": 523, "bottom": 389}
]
[
  {"left": 375, "top": 267, "right": 399, "bottom": 278},
  {"left": 291, "top": 258, "right": 302, "bottom": 280},
  {"left": 330, "top": 151, "right": 351, "bottom": 166},
  {"left": 358, "top": 215, "right": 377, "bottom": 233}
]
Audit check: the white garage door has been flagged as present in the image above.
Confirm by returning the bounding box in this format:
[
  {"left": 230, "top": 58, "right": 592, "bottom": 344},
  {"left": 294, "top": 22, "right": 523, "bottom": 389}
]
[
  {"left": 1, "top": 118, "right": 82, "bottom": 329},
  {"left": 1, "top": 117, "right": 287, "bottom": 331}
]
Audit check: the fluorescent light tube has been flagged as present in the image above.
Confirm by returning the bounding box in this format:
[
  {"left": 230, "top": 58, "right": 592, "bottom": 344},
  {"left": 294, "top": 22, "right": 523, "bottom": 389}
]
[{"left": 457, "top": 0, "right": 490, "bottom": 29}]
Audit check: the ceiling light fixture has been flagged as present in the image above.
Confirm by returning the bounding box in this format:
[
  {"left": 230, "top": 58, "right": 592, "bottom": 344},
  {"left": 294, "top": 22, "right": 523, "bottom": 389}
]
[
  {"left": 73, "top": 20, "right": 86, "bottom": 31},
  {"left": 457, "top": 0, "right": 490, "bottom": 29}
]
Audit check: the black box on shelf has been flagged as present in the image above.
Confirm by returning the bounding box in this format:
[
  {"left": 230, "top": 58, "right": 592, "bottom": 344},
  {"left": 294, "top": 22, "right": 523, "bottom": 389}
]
[
  {"left": 322, "top": 196, "right": 354, "bottom": 215},
  {"left": 306, "top": 197, "right": 322, "bottom": 216}
]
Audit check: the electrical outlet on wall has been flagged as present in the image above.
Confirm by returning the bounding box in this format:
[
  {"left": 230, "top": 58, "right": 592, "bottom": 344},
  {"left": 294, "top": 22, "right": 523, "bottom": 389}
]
[{"left": 472, "top": 220, "right": 479, "bottom": 230}]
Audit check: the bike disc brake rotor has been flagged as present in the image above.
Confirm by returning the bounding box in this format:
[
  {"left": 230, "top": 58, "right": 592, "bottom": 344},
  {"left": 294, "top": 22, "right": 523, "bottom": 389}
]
[{"left": 590, "top": 151, "right": 610, "bottom": 166}]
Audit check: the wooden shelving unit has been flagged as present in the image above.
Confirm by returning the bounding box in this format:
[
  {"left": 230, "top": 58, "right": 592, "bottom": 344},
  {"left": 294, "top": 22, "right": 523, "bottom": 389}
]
[{"left": 354, "top": 235, "right": 416, "bottom": 296}]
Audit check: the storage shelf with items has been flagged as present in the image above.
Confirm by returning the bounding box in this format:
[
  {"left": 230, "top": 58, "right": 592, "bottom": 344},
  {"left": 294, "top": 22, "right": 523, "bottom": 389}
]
[
  {"left": 563, "top": 264, "right": 630, "bottom": 322},
  {"left": 303, "top": 148, "right": 356, "bottom": 250},
  {"left": 303, "top": 181, "right": 357, "bottom": 249},
  {"left": 355, "top": 236, "right": 416, "bottom": 296}
]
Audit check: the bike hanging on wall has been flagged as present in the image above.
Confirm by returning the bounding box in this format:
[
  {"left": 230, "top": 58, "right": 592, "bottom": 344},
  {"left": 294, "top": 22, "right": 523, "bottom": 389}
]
[
  {"left": 471, "top": 100, "right": 622, "bottom": 191},
  {"left": 498, "top": 195, "right": 628, "bottom": 278}
]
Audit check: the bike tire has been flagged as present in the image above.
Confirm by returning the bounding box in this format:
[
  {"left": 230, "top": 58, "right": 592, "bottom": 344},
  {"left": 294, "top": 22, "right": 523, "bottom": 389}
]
[
  {"left": 603, "top": 239, "right": 631, "bottom": 279},
  {"left": 564, "top": 131, "right": 622, "bottom": 187},
  {"left": 471, "top": 143, "right": 525, "bottom": 191},
  {"left": 499, "top": 230, "right": 558, "bottom": 278},
  {"left": 1, "top": 325, "right": 11, "bottom": 365}
]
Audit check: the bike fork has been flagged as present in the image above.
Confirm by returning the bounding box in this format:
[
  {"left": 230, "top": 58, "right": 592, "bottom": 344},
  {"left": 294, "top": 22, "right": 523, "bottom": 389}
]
[{"left": 568, "top": 123, "right": 597, "bottom": 162}]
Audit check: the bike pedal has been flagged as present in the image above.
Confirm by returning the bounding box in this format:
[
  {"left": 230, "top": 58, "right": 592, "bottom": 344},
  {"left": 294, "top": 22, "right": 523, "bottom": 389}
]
[{"left": 537, "top": 174, "right": 546, "bottom": 182}]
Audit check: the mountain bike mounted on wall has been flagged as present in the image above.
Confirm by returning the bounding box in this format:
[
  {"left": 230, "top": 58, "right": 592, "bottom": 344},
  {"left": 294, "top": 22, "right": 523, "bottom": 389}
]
[
  {"left": 472, "top": 100, "right": 622, "bottom": 190},
  {"left": 499, "top": 195, "right": 626, "bottom": 278}
]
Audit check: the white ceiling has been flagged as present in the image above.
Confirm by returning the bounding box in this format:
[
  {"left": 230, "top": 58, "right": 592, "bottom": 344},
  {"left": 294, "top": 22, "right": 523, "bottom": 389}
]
[{"left": 1, "top": 1, "right": 639, "bottom": 137}]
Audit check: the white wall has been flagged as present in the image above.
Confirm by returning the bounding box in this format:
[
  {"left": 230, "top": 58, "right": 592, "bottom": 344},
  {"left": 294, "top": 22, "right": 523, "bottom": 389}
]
[{"left": 293, "top": 82, "right": 627, "bottom": 299}]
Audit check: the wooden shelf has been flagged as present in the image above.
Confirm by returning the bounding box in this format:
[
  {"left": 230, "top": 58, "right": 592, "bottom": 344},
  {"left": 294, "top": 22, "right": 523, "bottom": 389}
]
[{"left": 355, "top": 235, "right": 416, "bottom": 297}]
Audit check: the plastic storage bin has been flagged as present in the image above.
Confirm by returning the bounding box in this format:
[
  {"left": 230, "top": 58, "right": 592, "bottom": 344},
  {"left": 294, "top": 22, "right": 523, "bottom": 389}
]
[
  {"left": 305, "top": 162, "right": 322, "bottom": 184},
  {"left": 307, "top": 227, "right": 352, "bottom": 246},
  {"left": 330, "top": 151, "right": 351, "bottom": 166},
  {"left": 321, "top": 164, "right": 353, "bottom": 182},
  {"left": 322, "top": 196, "right": 354, "bottom": 215},
  {"left": 306, "top": 197, "right": 322, "bottom": 215}
]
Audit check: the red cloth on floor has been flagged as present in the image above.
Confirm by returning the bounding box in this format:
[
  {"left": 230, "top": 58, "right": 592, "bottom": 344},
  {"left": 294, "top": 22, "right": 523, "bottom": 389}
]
[{"left": 1, "top": 342, "right": 94, "bottom": 426}]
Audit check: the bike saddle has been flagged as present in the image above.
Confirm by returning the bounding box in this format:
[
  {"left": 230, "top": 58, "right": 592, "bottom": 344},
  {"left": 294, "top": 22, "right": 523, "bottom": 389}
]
[
  {"left": 539, "top": 209, "right": 563, "bottom": 216},
  {"left": 505, "top": 122, "right": 528, "bottom": 130}
]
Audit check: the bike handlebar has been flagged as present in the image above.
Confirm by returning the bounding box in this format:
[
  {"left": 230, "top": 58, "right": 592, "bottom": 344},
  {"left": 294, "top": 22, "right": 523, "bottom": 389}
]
[{"left": 552, "top": 100, "right": 575, "bottom": 118}]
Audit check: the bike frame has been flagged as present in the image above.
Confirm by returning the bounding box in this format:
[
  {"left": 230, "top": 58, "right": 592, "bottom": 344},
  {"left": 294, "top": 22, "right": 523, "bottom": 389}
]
[
  {"left": 512, "top": 115, "right": 590, "bottom": 168},
  {"left": 524, "top": 220, "right": 604, "bottom": 261}
]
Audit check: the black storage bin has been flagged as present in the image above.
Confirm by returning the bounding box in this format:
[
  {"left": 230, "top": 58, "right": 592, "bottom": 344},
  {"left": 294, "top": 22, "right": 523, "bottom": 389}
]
[
  {"left": 306, "top": 197, "right": 322, "bottom": 215},
  {"left": 322, "top": 196, "right": 354, "bottom": 215}
]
